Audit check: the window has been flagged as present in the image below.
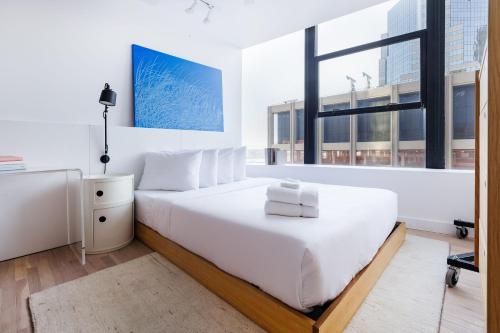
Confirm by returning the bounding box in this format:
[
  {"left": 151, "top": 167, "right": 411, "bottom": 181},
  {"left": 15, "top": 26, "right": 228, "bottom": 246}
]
[
  {"left": 295, "top": 109, "right": 305, "bottom": 143},
  {"left": 294, "top": 107, "right": 305, "bottom": 163},
  {"left": 451, "top": 84, "right": 476, "bottom": 169},
  {"left": 323, "top": 105, "right": 350, "bottom": 143},
  {"left": 312, "top": 0, "right": 429, "bottom": 167},
  {"left": 398, "top": 92, "right": 425, "bottom": 167},
  {"left": 321, "top": 103, "right": 351, "bottom": 165},
  {"left": 243, "top": 0, "right": 487, "bottom": 169},
  {"left": 356, "top": 98, "right": 392, "bottom": 166},
  {"left": 268, "top": 102, "right": 304, "bottom": 164},
  {"left": 453, "top": 85, "right": 475, "bottom": 140},
  {"left": 445, "top": 0, "right": 487, "bottom": 169},
  {"left": 274, "top": 112, "right": 290, "bottom": 144},
  {"left": 399, "top": 92, "right": 424, "bottom": 141},
  {"left": 357, "top": 98, "right": 391, "bottom": 142}
]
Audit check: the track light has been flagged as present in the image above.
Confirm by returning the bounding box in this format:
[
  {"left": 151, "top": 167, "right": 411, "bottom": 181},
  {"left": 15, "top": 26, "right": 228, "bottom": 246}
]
[
  {"left": 185, "top": 0, "right": 198, "bottom": 13},
  {"left": 185, "top": 0, "right": 252, "bottom": 23},
  {"left": 203, "top": 5, "right": 213, "bottom": 24}
]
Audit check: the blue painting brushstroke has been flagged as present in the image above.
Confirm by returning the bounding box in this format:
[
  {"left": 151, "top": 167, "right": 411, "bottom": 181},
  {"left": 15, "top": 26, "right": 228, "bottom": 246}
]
[{"left": 132, "top": 44, "right": 224, "bottom": 132}]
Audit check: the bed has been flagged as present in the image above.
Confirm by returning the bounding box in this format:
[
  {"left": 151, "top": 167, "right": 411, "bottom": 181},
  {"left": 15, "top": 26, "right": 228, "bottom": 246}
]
[{"left": 135, "top": 177, "right": 405, "bottom": 332}]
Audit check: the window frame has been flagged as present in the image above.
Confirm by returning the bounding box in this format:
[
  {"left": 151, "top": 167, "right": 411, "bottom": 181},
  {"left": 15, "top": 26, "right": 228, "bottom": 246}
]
[
  {"left": 316, "top": 30, "right": 428, "bottom": 117},
  {"left": 304, "top": 0, "right": 446, "bottom": 168}
]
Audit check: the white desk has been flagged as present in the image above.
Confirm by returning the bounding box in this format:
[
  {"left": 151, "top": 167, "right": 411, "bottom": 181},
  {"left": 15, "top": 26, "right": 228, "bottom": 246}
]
[{"left": 0, "top": 168, "right": 86, "bottom": 264}]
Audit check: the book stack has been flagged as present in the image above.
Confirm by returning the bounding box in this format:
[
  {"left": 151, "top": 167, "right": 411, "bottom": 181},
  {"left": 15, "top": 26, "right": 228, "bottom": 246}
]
[{"left": 0, "top": 156, "right": 26, "bottom": 172}]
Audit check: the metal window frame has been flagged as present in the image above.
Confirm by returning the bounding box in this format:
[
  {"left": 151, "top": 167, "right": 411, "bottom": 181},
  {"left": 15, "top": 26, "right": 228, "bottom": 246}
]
[
  {"left": 304, "top": 0, "right": 445, "bottom": 168},
  {"left": 316, "top": 29, "right": 428, "bottom": 117}
]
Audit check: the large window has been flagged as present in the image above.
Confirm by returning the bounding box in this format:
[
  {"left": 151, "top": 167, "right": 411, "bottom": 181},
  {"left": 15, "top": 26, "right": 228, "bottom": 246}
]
[
  {"left": 314, "top": 0, "right": 427, "bottom": 167},
  {"left": 243, "top": 0, "right": 487, "bottom": 169}
]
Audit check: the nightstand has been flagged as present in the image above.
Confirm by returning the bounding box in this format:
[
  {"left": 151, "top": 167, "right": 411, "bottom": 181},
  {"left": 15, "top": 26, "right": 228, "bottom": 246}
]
[{"left": 83, "top": 174, "right": 134, "bottom": 254}]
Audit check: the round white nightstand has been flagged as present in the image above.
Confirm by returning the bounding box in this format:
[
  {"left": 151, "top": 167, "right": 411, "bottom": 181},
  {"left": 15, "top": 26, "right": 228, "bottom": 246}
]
[{"left": 83, "top": 174, "right": 134, "bottom": 254}]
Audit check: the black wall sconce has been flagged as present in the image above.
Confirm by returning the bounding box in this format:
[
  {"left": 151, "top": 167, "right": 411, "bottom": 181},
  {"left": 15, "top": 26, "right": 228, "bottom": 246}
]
[{"left": 98, "top": 83, "right": 117, "bottom": 173}]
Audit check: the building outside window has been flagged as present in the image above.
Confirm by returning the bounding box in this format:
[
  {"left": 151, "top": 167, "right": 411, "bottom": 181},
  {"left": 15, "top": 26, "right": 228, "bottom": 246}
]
[
  {"left": 398, "top": 92, "right": 425, "bottom": 167},
  {"left": 356, "top": 97, "right": 392, "bottom": 166},
  {"left": 321, "top": 103, "right": 351, "bottom": 164},
  {"left": 451, "top": 83, "right": 476, "bottom": 168}
]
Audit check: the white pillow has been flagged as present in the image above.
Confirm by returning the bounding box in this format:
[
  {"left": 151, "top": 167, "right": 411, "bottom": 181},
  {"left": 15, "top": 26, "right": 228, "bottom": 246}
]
[
  {"left": 199, "top": 149, "right": 219, "bottom": 188},
  {"left": 233, "top": 146, "right": 247, "bottom": 181},
  {"left": 217, "top": 148, "right": 234, "bottom": 184},
  {"left": 138, "top": 151, "right": 202, "bottom": 191}
]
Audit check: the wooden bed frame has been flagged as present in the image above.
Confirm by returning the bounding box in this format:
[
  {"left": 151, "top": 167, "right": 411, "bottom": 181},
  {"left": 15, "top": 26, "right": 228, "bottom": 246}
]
[{"left": 135, "top": 221, "right": 406, "bottom": 333}]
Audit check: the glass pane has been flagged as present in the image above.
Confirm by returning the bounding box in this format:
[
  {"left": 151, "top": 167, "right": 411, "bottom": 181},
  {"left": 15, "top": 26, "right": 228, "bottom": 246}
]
[
  {"left": 453, "top": 85, "right": 475, "bottom": 139},
  {"left": 452, "top": 149, "right": 475, "bottom": 169},
  {"left": 323, "top": 103, "right": 350, "bottom": 143},
  {"left": 293, "top": 150, "right": 304, "bottom": 164},
  {"left": 397, "top": 92, "right": 425, "bottom": 168},
  {"left": 446, "top": 0, "right": 487, "bottom": 169},
  {"left": 356, "top": 150, "right": 392, "bottom": 166},
  {"left": 319, "top": 40, "right": 420, "bottom": 111},
  {"left": 317, "top": 0, "right": 426, "bottom": 56},
  {"left": 398, "top": 149, "right": 425, "bottom": 167},
  {"left": 321, "top": 150, "right": 350, "bottom": 165},
  {"left": 399, "top": 92, "right": 425, "bottom": 141},
  {"left": 445, "top": 0, "right": 488, "bottom": 74},
  {"left": 273, "top": 112, "right": 290, "bottom": 144},
  {"left": 295, "top": 108, "right": 304, "bottom": 144},
  {"left": 357, "top": 98, "right": 391, "bottom": 142}
]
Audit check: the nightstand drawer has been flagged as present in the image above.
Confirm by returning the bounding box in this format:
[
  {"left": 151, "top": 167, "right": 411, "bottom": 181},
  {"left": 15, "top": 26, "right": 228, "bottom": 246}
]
[
  {"left": 93, "top": 204, "right": 133, "bottom": 250},
  {"left": 94, "top": 179, "right": 133, "bottom": 205}
]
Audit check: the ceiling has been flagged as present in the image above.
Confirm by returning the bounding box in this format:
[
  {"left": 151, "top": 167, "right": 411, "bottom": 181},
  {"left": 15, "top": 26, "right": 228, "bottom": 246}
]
[{"left": 146, "top": 0, "right": 389, "bottom": 48}]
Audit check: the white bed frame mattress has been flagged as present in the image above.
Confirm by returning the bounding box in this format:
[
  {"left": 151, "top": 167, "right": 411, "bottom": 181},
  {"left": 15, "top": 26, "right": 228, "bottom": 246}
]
[{"left": 135, "top": 178, "right": 398, "bottom": 311}]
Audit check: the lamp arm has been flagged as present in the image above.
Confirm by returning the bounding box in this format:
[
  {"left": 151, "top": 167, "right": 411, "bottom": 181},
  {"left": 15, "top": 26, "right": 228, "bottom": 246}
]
[{"left": 103, "top": 106, "right": 108, "bottom": 154}]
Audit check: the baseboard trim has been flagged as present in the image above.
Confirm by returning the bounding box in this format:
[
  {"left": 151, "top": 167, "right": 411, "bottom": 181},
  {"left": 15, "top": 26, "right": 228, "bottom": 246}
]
[{"left": 399, "top": 216, "right": 472, "bottom": 237}]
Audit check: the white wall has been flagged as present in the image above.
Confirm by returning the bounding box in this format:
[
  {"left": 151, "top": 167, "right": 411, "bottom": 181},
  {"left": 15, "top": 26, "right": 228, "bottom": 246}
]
[
  {"left": 0, "top": 0, "right": 242, "bottom": 134},
  {"left": 0, "top": 0, "right": 242, "bottom": 260},
  {"left": 247, "top": 164, "right": 474, "bottom": 235}
]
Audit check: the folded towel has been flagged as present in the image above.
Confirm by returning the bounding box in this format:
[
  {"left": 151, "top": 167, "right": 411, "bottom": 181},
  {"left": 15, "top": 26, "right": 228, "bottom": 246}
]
[
  {"left": 264, "top": 200, "right": 319, "bottom": 218},
  {"left": 281, "top": 178, "right": 300, "bottom": 189},
  {"left": 266, "top": 183, "right": 319, "bottom": 207}
]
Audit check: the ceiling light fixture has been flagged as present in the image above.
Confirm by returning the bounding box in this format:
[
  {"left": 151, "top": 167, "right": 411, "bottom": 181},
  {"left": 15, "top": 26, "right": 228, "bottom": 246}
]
[
  {"left": 185, "top": 0, "right": 198, "bottom": 13},
  {"left": 185, "top": 0, "right": 215, "bottom": 23},
  {"left": 203, "top": 3, "right": 214, "bottom": 24},
  {"left": 185, "top": 0, "right": 253, "bottom": 23}
]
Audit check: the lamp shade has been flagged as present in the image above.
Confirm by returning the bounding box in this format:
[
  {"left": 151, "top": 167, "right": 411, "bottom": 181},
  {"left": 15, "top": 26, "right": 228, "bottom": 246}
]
[{"left": 99, "top": 83, "right": 117, "bottom": 106}]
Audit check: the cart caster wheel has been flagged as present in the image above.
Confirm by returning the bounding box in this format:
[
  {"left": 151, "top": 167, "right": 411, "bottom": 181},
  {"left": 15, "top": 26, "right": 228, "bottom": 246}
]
[
  {"left": 446, "top": 267, "right": 460, "bottom": 287},
  {"left": 456, "top": 226, "right": 468, "bottom": 239}
]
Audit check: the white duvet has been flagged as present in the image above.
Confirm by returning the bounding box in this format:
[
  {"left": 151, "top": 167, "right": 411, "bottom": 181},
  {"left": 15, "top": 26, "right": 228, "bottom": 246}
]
[{"left": 135, "top": 178, "right": 398, "bottom": 311}]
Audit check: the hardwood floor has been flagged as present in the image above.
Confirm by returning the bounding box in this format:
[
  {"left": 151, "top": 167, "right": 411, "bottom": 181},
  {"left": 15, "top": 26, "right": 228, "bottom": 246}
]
[{"left": 0, "top": 231, "right": 484, "bottom": 333}]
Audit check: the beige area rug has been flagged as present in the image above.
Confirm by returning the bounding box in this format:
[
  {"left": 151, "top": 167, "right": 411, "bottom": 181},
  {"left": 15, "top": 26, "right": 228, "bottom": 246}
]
[
  {"left": 30, "top": 235, "right": 448, "bottom": 333},
  {"left": 346, "top": 235, "right": 449, "bottom": 332},
  {"left": 29, "top": 252, "right": 264, "bottom": 333}
]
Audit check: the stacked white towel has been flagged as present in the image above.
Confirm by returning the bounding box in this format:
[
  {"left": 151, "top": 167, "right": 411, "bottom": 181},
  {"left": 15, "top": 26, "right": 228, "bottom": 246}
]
[{"left": 265, "top": 181, "right": 319, "bottom": 218}]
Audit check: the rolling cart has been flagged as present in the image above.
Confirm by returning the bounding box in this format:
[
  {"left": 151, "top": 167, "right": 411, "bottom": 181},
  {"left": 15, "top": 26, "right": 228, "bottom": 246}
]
[{"left": 446, "top": 219, "right": 479, "bottom": 287}]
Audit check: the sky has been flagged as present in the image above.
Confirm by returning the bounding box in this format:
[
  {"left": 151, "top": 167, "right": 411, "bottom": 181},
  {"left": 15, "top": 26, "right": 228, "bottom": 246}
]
[{"left": 242, "top": 0, "right": 398, "bottom": 149}]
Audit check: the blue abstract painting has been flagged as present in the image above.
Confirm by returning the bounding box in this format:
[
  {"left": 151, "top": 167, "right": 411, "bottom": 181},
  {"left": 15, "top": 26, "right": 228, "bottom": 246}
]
[{"left": 132, "top": 44, "right": 223, "bottom": 131}]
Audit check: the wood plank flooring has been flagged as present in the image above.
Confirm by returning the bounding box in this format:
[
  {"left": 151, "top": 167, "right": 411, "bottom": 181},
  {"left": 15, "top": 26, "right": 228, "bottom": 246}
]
[{"left": 0, "top": 231, "right": 484, "bottom": 333}]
